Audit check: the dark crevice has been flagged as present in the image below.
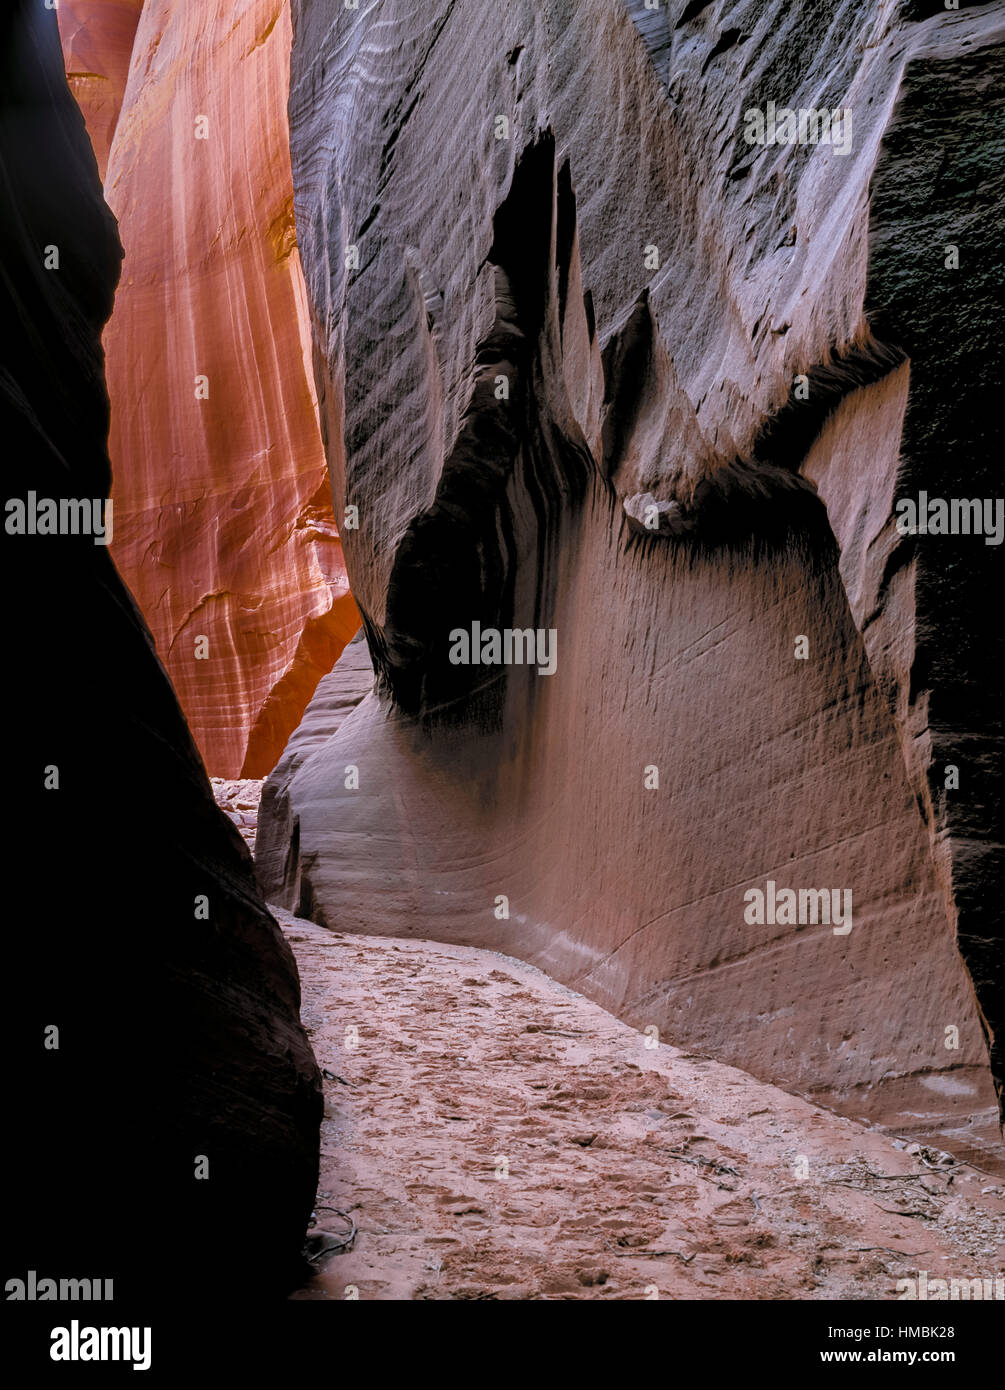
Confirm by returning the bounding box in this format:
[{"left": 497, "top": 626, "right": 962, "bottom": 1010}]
[
  {"left": 702, "top": 27, "right": 746, "bottom": 74},
  {"left": 375, "top": 132, "right": 592, "bottom": 723},
  {"left": 675, "top": 0, "right": 716, "bottom": 29}
]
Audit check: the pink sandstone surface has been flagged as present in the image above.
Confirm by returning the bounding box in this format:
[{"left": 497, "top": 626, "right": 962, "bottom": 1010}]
[
  {"left": 56, "top": 0, "right": 142, "bottom": 181},
  {"left": 61, "top": 0, "right": 359, "bottom": 776}
]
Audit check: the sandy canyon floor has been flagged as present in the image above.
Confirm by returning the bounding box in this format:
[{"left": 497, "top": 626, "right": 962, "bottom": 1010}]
[
  {"left": 210, "top": 781, "right": 1004, "bottom": 1300},
  {"left": 277, "top": 914, "right": 1003, "bottom": 1302}
]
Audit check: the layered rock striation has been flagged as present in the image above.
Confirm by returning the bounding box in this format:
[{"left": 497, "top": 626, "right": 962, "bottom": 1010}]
[
  {"left": 260, "top": 0, "right": 1003, "bottom": 1165},
  {"left": 62, "top": 0, "right": 359, "bottom": 777},
  {"left": 3, "top": 1, "right": 321, "bottom": 1296}
]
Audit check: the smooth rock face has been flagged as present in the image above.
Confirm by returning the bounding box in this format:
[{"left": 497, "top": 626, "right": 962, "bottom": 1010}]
[
  {"left": 2, "top": 2, "right": 321, "bottom": 1296},
  {"left": 90, "top": 0, "right": 358, "bottom": 777},
  {"left": 56, "top": 0, "right": 142, "bottom": 182},
  {"left": 262, "top": 0, "right": 1003, "bottom": 1164},
  {"left": 257, "top": 631, "right": 374, "bottom": 912}
]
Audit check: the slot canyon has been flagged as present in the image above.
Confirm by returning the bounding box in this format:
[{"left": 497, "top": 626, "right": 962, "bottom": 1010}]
[{"left": 3, "top": 0, "right": 1002, "bottom": 1330}]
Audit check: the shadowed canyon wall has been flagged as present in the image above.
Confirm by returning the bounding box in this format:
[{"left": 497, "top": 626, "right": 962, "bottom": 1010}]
[
  {"left": 3, "top": 1, "right": 321, "bottom": 1296},
  {"left": 258, "top": 0, "right": 1003, "bottom": 1167},
  {"left": 58, "top": 0, "right": 359, "bottom": 778}
]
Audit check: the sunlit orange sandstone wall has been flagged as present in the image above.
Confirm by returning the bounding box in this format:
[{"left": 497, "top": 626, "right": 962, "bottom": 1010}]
[{"left": 58, "top": 0, "right": 359, "bottom": 777}]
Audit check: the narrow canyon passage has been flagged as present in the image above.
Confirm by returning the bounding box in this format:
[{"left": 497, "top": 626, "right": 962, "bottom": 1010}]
[
  {"left": 19, "top": 0, "right": 999, "bottom": 1332},
  {"left": 273, "top": 909, "right": 1004, "bottom": 1302}
]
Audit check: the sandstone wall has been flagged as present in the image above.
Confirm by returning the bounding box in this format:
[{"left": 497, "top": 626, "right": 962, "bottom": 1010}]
[
  {"left": 61, "top": 0, "right": 359, "bottom": 777},
  {"left": 56, "top": 0, "right": 142, "bottom": 181},
  {"left": 3, "top": 0, "right": 321, "bottom": 1295},
  {"left": 260, "top": 0, "right": 1003, "bottom": 1166}
]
